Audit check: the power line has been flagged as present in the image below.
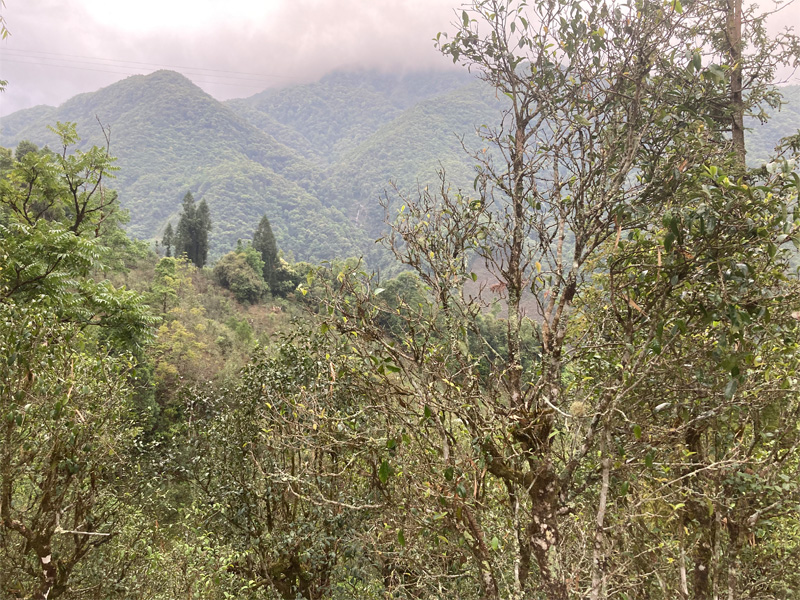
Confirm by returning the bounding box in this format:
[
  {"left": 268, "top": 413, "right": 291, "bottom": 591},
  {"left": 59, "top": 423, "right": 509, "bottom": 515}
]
[
  {"left": 0, "top": 56, "right": 269, "bottom": 90},
  {"left": 3, "top": 54, "right": 269, "bottom": 85},
  {"left": 0, "top": 46, "right": 290, "bottom": 80}
]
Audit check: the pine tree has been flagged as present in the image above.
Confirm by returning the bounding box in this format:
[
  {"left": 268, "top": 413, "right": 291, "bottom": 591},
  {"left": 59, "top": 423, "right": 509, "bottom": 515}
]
[
  {"left": 252, "top": 215, "right": 278, "bottom": 289},
  {"left": 174, "top": 191, "right": 211, "bottom": 267},
  {"left": 195, "top": 199, "right": 211, "bottom": 268},
  {"left": 161, "top": 222, "right": 174, "bottom": 257}
]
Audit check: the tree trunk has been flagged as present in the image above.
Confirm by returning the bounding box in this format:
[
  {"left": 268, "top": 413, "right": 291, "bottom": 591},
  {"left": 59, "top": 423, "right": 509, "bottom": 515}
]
[
  {"left": 528, "top": 467, "right": 567, "bottom": 600},
  {"left": 727, "top": 0, "right": 745, "bottom": 169},
  {"left": 590, "top": 429, "right": 611, "bottom": 600}
]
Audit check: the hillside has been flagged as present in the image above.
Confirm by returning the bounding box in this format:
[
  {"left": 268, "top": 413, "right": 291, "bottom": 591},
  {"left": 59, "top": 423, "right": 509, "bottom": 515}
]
[
  {"left": 746, "top": 84, "right": 800, "bottom": 165},
  {"left": 226, "top": 70, "right": 475, "bottom": 163},
  {"left": 0, "top": 71, "right": 360, "bottom": 261},
  {"left": 2, "top": 72, "right": 798, "bottom": 265}
]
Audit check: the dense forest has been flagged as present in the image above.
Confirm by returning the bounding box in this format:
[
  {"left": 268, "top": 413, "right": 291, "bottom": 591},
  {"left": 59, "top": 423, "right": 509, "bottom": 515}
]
[{"left": 2, "top": 0, "right": 800, "bottom": 599}]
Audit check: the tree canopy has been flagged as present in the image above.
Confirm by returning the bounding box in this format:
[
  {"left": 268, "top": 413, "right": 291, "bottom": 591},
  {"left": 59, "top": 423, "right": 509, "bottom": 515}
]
[{"left": 174, "top": 191, "right": 211, "bottom": 267}]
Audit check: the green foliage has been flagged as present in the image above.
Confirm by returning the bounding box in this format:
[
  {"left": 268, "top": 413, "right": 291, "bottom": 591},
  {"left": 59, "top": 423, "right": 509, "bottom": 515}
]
[
  {"left": 214, "top": 247, "right": 267, "bottom": 304},
  {"left": 174, "top": 191, "right": 211, "bottom": 267},
  {"left": 270, "top": 256, "right": 301, "bottom": 298},
  {"left": 0, "top": 124, "right": 154, "bottom": 598},
  {"left": 0, "top": 121, "right": 154, "bottom": 350},
  {"left": 0, "top": 299, "right": 140, "bottom": 599},
  {"left": 13, "top": 139, "right": 37, "bottom": 162},
  {"left": 237, "top": 238, "right": 265, "bottom": 275},
  {"left": 184, "top": 327, "right": 388, "bottom": 600},
  {"left": 149, "top": 256, "right": 190, "bottom": 314},
  {"left": 252, "top": 213, "right": 278, "bottom": 285},
  {"left": 161, "top": 221, "right": 174, "bottom": 257}
]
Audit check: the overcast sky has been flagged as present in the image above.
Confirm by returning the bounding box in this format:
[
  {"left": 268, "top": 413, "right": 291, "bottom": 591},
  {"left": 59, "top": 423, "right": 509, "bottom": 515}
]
[
  {"left": 1, "top": 0, "right": 799, "bottom": 118},
  {"left": 0, "top": 0, "right": 460, "bottom": 116}
]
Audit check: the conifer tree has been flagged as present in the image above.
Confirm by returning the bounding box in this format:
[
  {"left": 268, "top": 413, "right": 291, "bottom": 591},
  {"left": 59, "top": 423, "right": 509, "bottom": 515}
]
[
  {"left": 195, "top": 199, "right": 211, "bottom": 267},
  {"left": 174, "top": 191, "right": 211, "bottom": 267},
  {"left": 161, "top": 222, "right": 174, "bottom": 257},
  {"left": 252, "top": 214, "right": 278, "bottom": 288}
]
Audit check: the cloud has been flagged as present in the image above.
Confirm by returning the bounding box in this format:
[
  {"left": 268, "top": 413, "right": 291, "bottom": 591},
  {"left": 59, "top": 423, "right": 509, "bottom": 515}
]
[
  {"left": 0, "top": 0, "right": 460, "bottom": 116},
  {"left": 3, "top": 0, "right": 798, "bottom": 117}
]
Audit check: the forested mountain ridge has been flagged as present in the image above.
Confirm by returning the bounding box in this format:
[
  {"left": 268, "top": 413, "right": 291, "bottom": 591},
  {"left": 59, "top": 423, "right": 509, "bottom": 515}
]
[
  {"left": 0, "top": 69, "right": 502, "bottom": 263},
  {"left": 0, "top": 70, "right": 362, "bottom": 261},
  {"left": 1, "top": 69, "right": 798, "bottom": 264},
  {"left": 226, "top": 70, "right": 476, "bottom": 163}
]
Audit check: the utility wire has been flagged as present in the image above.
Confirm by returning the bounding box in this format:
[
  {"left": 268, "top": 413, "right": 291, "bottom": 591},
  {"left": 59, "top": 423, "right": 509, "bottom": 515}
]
[
  {"left": 0, "top": 57, "right": 268, "bottom": 90},
  {"left": 0, "top": 56, "right": 269, "bottom": 88},
  {"left": 0, "top": 47, "right": 289, "bottom": 80}
]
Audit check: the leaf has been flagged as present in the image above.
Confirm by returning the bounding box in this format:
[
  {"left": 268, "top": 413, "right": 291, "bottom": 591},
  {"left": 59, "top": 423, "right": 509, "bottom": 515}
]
[
  {"left": 633, "top": 424, "right": 642, "bottom": 439},
  {"left": 724, "top": 378, "right": 738, "bottom": 399},
  {"left": 379, "top": 460, "right": 391, "bottom": 484},
  {"left": 398, "top": 529, "right": 406, "bottom": 547},
  {"left": 491, "top": 536, "right": 500, "bottom": 551},
  {"left": 664, "top": 231, "right": 675, "bottom": 253}
]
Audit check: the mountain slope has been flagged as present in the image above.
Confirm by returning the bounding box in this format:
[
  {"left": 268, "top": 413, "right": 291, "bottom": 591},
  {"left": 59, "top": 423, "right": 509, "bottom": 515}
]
[
  {"left": 0, "top": 71, "right": 361, "bottom": 260},
  {"left": 746, "top": 85, "right": 800, "bottom": 166},
  {"left": 2, "top": 73, "right": 797, "bottom": 266},
  {"left": 226, "top": 70, "right": 474, "bottom": 163},
  {"left": 324, "top": 78, "right": 502, "bottom": 237}
]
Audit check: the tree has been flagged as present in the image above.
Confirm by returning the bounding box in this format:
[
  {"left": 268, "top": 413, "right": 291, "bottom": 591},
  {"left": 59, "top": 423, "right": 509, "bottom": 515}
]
[
  {"left": 13, "top": 140, "right": 37, "bottom": 163},
  {"left": 174, "top": 191, "right": 211, "bottom": 267},
  {"left": 185, "top": 328, "right": 389, "bottom": 600},
  {"left": 0, "top": 123, "right": 153, "bottom": 598},
  {"left": 161, "top": 222, "right": 174, "bottom": 257},
  {"left": 213, "top": 244, "right": 267, "bottom": 304},
  {"left": 252, "top": 214, "right": 278, "bottom": 289},
  {"left": 0, "top": 301, "right": 139, "bottom": 600},
  {"left": 0, "top": 121, "right": 151, "bottom": 346},
  {"left": 317, "top": 1, "right": 800, "bottom": 598},
  {"left": 196, "top": 198, "right": 211, "bottom": 266}
]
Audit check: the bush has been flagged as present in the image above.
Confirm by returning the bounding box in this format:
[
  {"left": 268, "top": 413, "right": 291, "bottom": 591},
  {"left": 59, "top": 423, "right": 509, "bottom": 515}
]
[{"left": 213, "top": 251, "right": 267, "bottom": 304}]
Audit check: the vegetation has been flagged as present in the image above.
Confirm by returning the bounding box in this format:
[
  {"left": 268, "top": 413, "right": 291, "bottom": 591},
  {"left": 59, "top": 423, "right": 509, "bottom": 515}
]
[
  {"left": 1, "top": 0, "right": 800, "bottom": 598},
  {"left": 173, "top": 191, "right": 211, "bottom": 268},
  {"left": 253, "top": 215, "right": 279, "bottom": 288}
]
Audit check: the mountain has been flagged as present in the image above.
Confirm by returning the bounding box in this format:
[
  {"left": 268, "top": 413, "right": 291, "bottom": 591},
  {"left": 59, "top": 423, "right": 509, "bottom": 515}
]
[
  {"left": 226, "top": 70, "right": 476, "bottom": 163},
  {"left": 746, "top": 85, "right": 800, "bottom": 166},
  {"left": 0, "top": 71, "right": 361, "bottom": 261},
  {"left": 2, "top": 71, "right": 798, "bottom": 265}
]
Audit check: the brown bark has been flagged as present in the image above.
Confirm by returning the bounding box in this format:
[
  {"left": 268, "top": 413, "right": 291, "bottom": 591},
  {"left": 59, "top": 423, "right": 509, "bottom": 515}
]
[
  {"left": 527, "top": 467, "right": 567, "bottom": 600},
  {"left": 590, "top": 429, "right": 611, "bottom": 600},
  {"left": 727, "top": 0, "right": 745, "bottom": 169}
]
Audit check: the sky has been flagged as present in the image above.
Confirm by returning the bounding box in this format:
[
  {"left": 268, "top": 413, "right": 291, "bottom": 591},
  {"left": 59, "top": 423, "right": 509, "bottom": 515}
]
[
  {"left": 1, "top": 0, "right": 799, "bottom": 118},
  {"left": 0, "top": 0, "right": 460, "bottom": 116}
]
